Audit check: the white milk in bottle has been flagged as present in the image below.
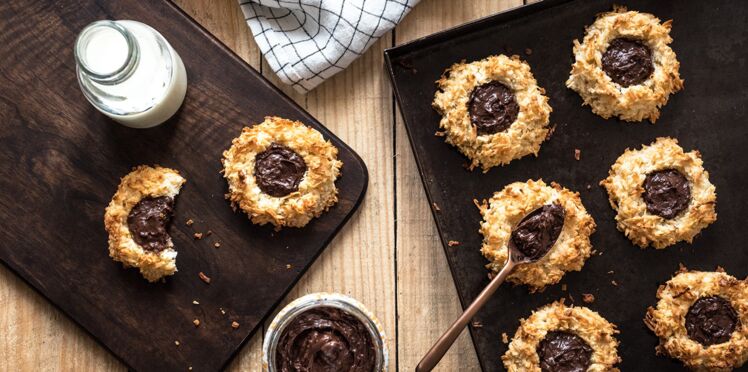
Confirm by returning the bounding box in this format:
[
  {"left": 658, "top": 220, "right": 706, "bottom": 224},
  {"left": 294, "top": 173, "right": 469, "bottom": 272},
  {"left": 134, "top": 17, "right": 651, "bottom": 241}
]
[{"left": 74, "top": 20, "right": 187, "bottom": 128}]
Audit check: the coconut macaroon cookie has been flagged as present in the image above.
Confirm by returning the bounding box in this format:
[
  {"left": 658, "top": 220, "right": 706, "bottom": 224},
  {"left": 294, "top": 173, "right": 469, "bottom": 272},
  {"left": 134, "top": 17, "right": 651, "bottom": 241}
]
[
  {"left": 104, "top": 165, "right": 185, "bottom": 282},
  {"left": 479, "top": 180, "right": 596, "bottom": 292},
  {"left": 601, "top": 137, "right": 717, "bottom": 249},
  {"left": 645, "top": 268, "right": 748, "bottom": 371},
  {"left": 566, "top": 6, "right": 683, "bottom": 122},
  {"left": 222, "top": 116, "right": 342, "bottom": 228},
  {"left": 433, "top": 54, "right": 552, "bottom": 172},
  {"left": 503, "top": 301, "right": 621, "bottom": 372}
]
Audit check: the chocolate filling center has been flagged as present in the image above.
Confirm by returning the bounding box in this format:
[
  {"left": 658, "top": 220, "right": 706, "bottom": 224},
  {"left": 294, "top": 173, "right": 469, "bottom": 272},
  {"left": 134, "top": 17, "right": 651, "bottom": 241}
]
[
  {"left": 686, "top": 296, "right": 739, "bottom": 346},
  {"left": 468, "top": 81, "right": 520, "bottom": 135},
  {"left": 537, "top": 331, "right": 593, "bottom": 372},
  {"left": 511, "top": 203, "right": 565, "bottom": 261},
  {"left": 275, "top": 306, "right": 377, "bottom": 372},
  {"left": 642, "top": 169, "right": 691, "bottom": 219},
  {"left": 601, "top": 38, "right": 654, "bottom": 87},
  {"left": 254, "top": 143, "right": 307, "bottom": 197},
  {"left": 127, "top": 196, "right": 174, "bottom": 252}
]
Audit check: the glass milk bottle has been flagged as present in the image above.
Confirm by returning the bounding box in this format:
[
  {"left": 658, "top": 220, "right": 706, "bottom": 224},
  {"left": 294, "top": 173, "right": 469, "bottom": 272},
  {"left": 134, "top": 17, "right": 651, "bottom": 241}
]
[{"left": 74, "top": 20, "right": 187, "bottom": 128}]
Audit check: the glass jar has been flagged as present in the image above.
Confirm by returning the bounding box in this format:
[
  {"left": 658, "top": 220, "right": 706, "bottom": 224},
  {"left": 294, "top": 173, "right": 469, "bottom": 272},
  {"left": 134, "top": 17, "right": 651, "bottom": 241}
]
[
  {"left": 74, "top": 20, "right": 187, "bottom": 128},
  {"left": 263, "top": 292, "right": 388, "bottom": 371}
]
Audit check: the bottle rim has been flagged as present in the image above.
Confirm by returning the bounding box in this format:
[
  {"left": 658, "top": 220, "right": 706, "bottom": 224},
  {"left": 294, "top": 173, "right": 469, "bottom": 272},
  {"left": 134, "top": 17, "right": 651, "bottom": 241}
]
[
  {"left": 74, "top": 20, "right": 139, "bottom": 84},
  {"left": 262, "top": 292, "right": 388, "bottom": 372}
]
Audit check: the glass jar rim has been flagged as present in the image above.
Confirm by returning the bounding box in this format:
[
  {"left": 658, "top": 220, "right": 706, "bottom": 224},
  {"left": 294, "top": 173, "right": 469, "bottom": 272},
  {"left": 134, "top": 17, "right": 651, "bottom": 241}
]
[
  {"left": 262, "top": 292, "right": 388, "bottom": 372},
  {"left": 74, "top": 20, "right": 139, "bottom": 83}
]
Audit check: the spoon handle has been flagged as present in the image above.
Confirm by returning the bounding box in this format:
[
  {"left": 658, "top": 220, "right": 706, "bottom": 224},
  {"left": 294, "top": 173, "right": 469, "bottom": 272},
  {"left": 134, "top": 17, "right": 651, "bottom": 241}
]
[{"left": 416, "top": 258, "right": 518, "bottom": 372}]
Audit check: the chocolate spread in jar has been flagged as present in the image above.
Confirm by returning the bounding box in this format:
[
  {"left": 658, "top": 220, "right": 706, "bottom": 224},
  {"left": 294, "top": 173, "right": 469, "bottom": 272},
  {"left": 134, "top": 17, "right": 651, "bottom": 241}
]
[
  {"left": 686, "top": 296, "right": 739, "bottom": 346},
  {"left": 254, "top": 143, "right": 307, "bottom": 197},
  {"left": 642, "top": 169, "right": 691, "bottom": 219},
  {"left": 275, "top": 306, "right": 377, "bottom": 372},
  {"left": 601, "top": 38, "right": 654, "bottom": 87},
  {"left": 511, "top": 203, "right": 566, "bottom": 261},
  {"left": 537, "top": 331, "right": 593, "bottom": 372},
  {"left": 127, "top": 196, "right": 174, "bottom": 252},
  {"left": 468, "top": 81, "right": 520, "bottom": 135}
]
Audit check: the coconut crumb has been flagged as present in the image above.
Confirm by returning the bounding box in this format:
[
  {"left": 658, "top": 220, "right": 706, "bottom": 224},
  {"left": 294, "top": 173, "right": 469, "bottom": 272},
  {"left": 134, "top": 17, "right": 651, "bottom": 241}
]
[
  {"left": 432, "top": 202, "right": 441, "bottom": 212},
  {"left": 214, "top": 242, "right": 221, "bottom": 248},
  {"left": 231, "top": 321, "right": 240, "bottom": 329},
  {"left": 199, "top": 272, "right": 211, "bottom": 284},
  {"left": 175, "top": 340, "right": 180, "bottom": 346},
  {"left": 193, "top": 232, "right": 203, "bottom": 240},
  {"left": 185, "top": 219, "right": 194, "bottom": 226},
  {"left": 502, "top": 333, "right": 509, "bottom": 344},
  {"left": 472, "top": 321, "right": 483, "bottom": 328},
  {"left": 193, "top": 319, "right": 200, "bottom": 327},
  {"left": 582, "top": 293, "right": 595, "bottom": 304},
  {"left": 525, "top": 48, "right": 533, "bottom": 55},
  {"left": 448, "top": 240, "right": 460, "bottom": 247},
  {"left": 286, "top": 264, "right": 292, "bottom": 269},
  {"left": 574, "top": 149, "right": 581, "bottom": 161},
  {"left": 545, "top": 125, "right": 557, "bottom": 140},
  {"left": 192, "top": 300, "right": 199, "bottom": 305},
  {"left": 611, "top": 280, "right": 618, "bottom": 286}
]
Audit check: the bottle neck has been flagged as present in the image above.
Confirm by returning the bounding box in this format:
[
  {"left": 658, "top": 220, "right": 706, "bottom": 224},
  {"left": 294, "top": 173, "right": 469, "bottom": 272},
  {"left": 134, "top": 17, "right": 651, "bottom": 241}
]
[{"left": 74, "top": 20, "right": 139, "bottom": 85}]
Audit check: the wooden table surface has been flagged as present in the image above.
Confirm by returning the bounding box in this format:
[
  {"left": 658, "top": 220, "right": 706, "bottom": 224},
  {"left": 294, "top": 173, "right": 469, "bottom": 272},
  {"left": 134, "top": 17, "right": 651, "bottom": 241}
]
[{"left": 0, "top": 0, "right": 522, "bottom": 370}]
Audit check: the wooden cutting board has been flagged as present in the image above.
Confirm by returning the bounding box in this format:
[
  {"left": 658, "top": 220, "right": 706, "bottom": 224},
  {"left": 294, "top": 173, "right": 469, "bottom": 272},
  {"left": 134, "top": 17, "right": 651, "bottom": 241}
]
[{"left": 0, "top": 1, "right": 368, "bottom": 371}]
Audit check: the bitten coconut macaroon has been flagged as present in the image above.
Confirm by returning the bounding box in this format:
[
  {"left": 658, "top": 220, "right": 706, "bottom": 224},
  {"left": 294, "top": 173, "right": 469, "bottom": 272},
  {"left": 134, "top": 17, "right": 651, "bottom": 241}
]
[
  {"left": 433, "top": 54, "right": 552, "bottom": 172},
  {"left": 601, "top": 137, "right": 717, "bottom": 249},
  {"left": 104, "top": 165, "right": 185, "bottom": 282},
  {"left": 566, "top": 6, "right": 683, "bottom": 122},
  {"left": 222, "top": 116, "right": 342, "bottom": 229},
  {"left": 478, "top": 179, "right": 596, "bottom": 292}
]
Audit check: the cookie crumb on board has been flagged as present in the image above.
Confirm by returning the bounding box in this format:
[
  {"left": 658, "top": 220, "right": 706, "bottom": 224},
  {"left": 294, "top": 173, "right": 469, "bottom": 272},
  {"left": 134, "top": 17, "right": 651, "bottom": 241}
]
[
  {"left": 448, "top": 240, "right": 460, "bottom": 246},
  {"left": 192, "top": 300, "right": 199, "bottom": 305},
  {"left": 525, "top": 48, "right": 533, "bottom": 55},
  {"left": 582, "top": 293, "right": 595, "bottom": 303},
  {"left": 193, "top": 232, "right": 203, "bottom": 240},
  {"left": 231, "top": 321, "right": 240, "bottom": 329},
  {"left": 611, "top": 280, "right": 618, "bottom": 286},
  {"left": 472, "top": 321, "right": 483, "bottom": 328},
  {"left": 185, "top": 219, "right": 194, "bottom": 226},
  {"left": 198, "top": 272, "right": 211, "bottom": 284},
  {"left": 432, "top": 202, "right": 441, "bottom": 212},
  {"left": 175, "top": 340, "right": 180, "bottom": 346},
  {"left": 561, "top": 284, "right": 567, "bottom": 291},
  {"left": 213, "top": 242, "right": 221, "bottom": 248},
  {"left": 502, "top": 333, "right": 509, "bottom": 344},
  {"left": 574, "top": 148, "right": 581, "bottom": 160},
  {"left": 193, "top": 319, "right": 200, "bottom": 327}
]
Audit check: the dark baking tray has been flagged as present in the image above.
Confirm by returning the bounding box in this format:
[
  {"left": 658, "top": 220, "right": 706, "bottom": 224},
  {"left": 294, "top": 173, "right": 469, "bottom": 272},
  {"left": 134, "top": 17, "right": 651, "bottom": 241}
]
[
  {"left": 0, "top": 1, "right": 367, "bottom": 371},
  {"left": 385, "top": 0, "right": 748, "bottom": 370}
]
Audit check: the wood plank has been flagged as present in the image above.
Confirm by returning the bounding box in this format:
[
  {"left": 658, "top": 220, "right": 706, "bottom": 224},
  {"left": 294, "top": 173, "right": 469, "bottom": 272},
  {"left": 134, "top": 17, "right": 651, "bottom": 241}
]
[
  {"left": 258, "top": 26, "right": 398, "bottom": 372},
  {"left": 169, "top": 1, "right": 265, "bottom": 369},
  {"left": 393, "top": 1, "right": 523, "bottom": 371}
]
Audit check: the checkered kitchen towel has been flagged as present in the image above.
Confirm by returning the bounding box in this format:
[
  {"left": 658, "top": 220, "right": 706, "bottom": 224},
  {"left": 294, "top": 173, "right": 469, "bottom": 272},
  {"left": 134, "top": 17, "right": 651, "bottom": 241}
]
[{"left": 239, "top": 0, "right": 418, "bottom": 93}]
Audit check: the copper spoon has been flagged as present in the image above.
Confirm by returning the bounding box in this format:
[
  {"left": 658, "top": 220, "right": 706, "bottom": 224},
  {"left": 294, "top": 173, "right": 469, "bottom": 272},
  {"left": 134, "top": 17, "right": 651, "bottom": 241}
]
[{"left": 415, "top": 243, "right": 534, "bottom": 372}]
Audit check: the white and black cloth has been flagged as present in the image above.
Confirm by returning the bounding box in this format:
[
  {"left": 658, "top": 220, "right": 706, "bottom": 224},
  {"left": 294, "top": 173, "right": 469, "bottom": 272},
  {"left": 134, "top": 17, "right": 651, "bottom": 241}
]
[{"left": 239, "top": 0, "right": 418, "bottom": 93}]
